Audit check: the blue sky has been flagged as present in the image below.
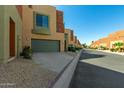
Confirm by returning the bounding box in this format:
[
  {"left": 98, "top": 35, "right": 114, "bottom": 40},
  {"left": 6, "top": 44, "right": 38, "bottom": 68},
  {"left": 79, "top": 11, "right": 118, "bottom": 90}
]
[{"left": 55, "top": 5, "right": 124, "bottom": 45}]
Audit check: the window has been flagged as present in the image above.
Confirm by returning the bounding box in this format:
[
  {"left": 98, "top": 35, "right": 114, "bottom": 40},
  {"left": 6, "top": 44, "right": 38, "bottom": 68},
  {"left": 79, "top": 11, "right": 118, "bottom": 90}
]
[{"left": 36, "top": 14, "right": 49, "bottom": 28}]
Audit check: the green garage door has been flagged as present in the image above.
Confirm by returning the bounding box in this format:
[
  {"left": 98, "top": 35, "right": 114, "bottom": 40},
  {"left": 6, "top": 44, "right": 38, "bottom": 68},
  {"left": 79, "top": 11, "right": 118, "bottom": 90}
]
[{"left": 31, "top": 39, "right": 60, "bottom": 52}]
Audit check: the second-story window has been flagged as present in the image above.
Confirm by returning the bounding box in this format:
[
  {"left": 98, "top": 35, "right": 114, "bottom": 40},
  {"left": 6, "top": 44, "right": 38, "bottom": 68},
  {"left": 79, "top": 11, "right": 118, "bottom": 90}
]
[{"left": 36, "top": 14, "right": 49, "bottom": 28}]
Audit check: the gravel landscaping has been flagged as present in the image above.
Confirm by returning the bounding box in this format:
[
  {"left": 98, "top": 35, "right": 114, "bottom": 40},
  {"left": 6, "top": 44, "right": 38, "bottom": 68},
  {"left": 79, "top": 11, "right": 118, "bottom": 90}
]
[
  {"left": 0, "top": 52, "right": 78, "bottom": 88},
  {"left": 0, "top": 58, "right": 57, "bottom": 88}
]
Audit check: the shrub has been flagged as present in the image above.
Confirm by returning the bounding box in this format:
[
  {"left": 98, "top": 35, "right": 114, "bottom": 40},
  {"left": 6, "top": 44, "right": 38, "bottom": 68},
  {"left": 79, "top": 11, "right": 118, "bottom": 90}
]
[
  {"left": 68, "top": 44, "right": 78, "bottom": 52},
  {"left": 20, "top": 46, "right": 32, "bottom": 59},
  {"left": 75, "top": 47, "right": 82, "bottom": 51},
  {"left": 121, "top": 48, "right": 124, "bottom": 52},
  {"left": 68, "top": 46, "right": 76, "bottom": 52},
  {"left": 89, "top": 46, "right": 98, "bottom": 50},
  {"left": 100, "top": 46, "right": 108, "bottom": 50},
  {"left": 113, "top": 42, "right": 124, "bottom": 52},
  {"left": 118, "top": 48, "right": 124, "bottom": 52},
  {"left": 110, "top": 48, "right": 118, "bottom": 52}
]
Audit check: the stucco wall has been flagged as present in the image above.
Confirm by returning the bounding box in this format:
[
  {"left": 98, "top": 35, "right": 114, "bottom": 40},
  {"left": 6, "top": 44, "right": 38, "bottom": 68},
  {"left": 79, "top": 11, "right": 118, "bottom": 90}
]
[
  {"left": 22, "top": 5, "right": 65, "bottom": 52},
  {"left": 0, "top": 5, "right": 22, "bottom": 63},
  {"left": 92, "top": 30, "right": 124, "bottom": 49},
  {"left": 16, "top": 5, "right": 22, "bottom": 19},
  {"left": 0, "top": 6, "right": 5, "bottom": 62},
  {"left": 56, "top": 10, "right": 64, "bottom": 33},
  {"left": 65, "top": 29, "right": 75, "bottom": 46},
  {"left": 74, "top": 36, "right": 78, "bottom": 47},
  {"left": 22, "top": 6, "right": 33, "bottom": 47}
]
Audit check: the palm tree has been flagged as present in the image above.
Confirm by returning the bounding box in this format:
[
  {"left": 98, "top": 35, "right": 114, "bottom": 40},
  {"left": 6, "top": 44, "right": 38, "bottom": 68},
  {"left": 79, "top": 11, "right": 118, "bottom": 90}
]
[{"left": 113, "top": 42, "right": 124, "bottom": 52}]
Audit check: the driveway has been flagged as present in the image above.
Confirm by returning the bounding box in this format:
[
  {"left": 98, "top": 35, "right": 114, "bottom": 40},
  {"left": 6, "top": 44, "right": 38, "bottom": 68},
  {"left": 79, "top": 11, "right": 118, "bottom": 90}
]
[
  {"left": 32, "top": 52, "right": 75, "bottom": 73},
  {"left": 70, "top": 49, "right": 124, "bottom": 88}
]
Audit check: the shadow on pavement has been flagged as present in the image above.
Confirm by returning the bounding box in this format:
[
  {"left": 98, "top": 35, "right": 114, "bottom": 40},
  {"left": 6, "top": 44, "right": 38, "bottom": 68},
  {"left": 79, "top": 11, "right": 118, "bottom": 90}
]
[
  {"left": 70, "top": 61, "right": 124, "bottom": 88},
  {"left": 79, "top": 50, "right": 106, "bottom": 60}
]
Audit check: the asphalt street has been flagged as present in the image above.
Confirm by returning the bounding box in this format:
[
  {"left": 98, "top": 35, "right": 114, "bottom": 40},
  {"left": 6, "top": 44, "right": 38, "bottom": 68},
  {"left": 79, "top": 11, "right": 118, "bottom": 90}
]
[{"left": 70, "top": 49, "right": 124, "bottom": 88}]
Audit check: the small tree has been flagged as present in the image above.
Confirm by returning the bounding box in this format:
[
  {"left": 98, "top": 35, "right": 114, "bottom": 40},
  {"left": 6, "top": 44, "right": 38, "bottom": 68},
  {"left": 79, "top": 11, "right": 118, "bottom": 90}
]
[
  {"left": 113, "top": 42, "right": 124, "bottom": 52},
  {"left": 82, "top": 43, "right": 87, "bottom": 48}
]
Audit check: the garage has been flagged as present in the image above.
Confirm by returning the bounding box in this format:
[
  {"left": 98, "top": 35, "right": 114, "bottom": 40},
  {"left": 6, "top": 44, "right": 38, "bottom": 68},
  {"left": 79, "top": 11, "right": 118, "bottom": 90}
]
[{"left": 31, "top": 39, "right": 60, "bottom": 52}]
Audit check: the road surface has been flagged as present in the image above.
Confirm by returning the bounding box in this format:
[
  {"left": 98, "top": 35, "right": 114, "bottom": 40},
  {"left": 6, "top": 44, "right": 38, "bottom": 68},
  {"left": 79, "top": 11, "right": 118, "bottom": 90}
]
[{"left": 70, "top": 49, "right": 124, "bottom": 88}]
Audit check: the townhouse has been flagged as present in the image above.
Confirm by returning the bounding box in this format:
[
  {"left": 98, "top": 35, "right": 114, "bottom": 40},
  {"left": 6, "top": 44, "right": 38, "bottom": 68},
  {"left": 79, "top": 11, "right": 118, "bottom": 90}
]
[
  {"left": 22, "top": 5, "right": 82, "bottom": 52},
  {"left": 99, "top": 37, "right": 110, "bottom": 48},
  {"left": 91, "top": 30, "right": 124, "bottom": 49},
  {"left": 91, "top": 40, "right": 100, "bottom": 48},
  {"left": 0, "top": 5, "right": 82, "bottom": 63},
  {"left": 109, "top": 30, "right": 124, "bottom": 48},
  {"left": 74, "top": 36, "right": 82, "bottom": 48},
  {"left": 65, "top": 29, "right": 75, "bottom": 47},
  {"left": 77, "top": 40, "right": 82, "bottom": 48},
  {"left": 65, "top": 28, "right": 82, "bottom": 49},
  {"left": 91, "top": 38, "right": 110, "bottom": 49},
  {"left": 22, "top": 5, "right": 65, "bottom": 52},
  {"left": 0, "top": 5, "right": 22, "bottom": 63},
  {"left": 74, "top": 36, "right": 78, "bottom": 47}
]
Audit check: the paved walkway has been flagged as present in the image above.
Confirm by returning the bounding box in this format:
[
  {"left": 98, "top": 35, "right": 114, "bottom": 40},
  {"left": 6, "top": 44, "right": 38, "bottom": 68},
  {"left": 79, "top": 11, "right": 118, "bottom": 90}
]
[
  {"left": 32, "top": 52, "right": 76, "bottom": 73},
  {"left": 97, "top": 49, "right": 124, "bottom": 56}
]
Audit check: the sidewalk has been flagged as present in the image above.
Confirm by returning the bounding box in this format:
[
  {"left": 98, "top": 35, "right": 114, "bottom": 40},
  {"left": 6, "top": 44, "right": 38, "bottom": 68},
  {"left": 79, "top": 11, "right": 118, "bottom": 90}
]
[
  {"left": 32, "top": 52, "right": 77, "bottom": 73},
  {"left": 96, "top": 50, "right": 124, "bottom": 56},
  {"left": 0, "top": 52, "right": 77, "bottom": 88}
]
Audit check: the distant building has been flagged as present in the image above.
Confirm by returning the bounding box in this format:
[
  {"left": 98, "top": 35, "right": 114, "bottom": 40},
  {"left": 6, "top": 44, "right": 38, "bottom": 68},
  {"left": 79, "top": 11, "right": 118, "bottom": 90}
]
[{"left": 91, "top": 30, "right": 124, "bottom": 49}]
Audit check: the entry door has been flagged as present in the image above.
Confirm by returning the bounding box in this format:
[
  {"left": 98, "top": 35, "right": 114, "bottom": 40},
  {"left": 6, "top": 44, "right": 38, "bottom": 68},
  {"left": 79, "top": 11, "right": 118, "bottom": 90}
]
[
  {"left": 64, "top": 40, "right": 67, "bottom": 51},
  {"left": 9, "top": 18, "right": 15, "bottom": 57}
]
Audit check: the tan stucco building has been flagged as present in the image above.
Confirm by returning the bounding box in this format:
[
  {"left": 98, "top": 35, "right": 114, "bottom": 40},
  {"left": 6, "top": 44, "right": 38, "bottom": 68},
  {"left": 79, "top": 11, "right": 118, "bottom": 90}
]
[
  {"left": 65, "top": 29, "right": 75, "bottom": 46},
  {"left": 108, "top": 30, "right": 124, "bottom": 48},
  {"left": 22, "top": 5, "right": 65, "bottom": 52},
  {"left": 65, "top": 28, "right": 82, "bottom": 48},
  {"left": 0, "top": 5, "right": 22, "bottom": 63},
  {"left": 91, "top": 30, "right": 124, "bottom": 49},
  {"left": 0, "top": 5, "right": 82, "bottom": 63}
]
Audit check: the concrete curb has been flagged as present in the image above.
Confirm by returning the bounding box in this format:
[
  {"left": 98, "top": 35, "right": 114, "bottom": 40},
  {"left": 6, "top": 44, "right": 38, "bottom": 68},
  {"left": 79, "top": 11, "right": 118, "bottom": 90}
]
[{"left": 49, "top": 50, "right": 82, "bottom": 88}]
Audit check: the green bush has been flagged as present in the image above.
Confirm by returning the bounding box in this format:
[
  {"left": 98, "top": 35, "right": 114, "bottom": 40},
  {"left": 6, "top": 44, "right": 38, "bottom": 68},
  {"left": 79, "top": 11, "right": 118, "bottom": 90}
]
[
  {"left": 100, "top": 46, "right": 108, "bottom": 50},
  {"left": 68, "top": 45, "right": 76, "bottom": 52},
  {"left": 113, "top": 42, "right": 124, "bottom": 52},
  {"left": 20, "top": 46, "right": 32, "bottom": 59},
  {"left": 91, "top": 47, "right": 98, "bottom": 50},
  {"left": 110, "top": 48, "right": 118, "bottom": 52},
  {"left": 117, "top": 48, "right": 124, "bottom": 52},
  {"left": 121, "top": 48, "right": 124, "bottom": 52},
  {"left": 68, "top": 44, "right": 82, "bottom": 52},
  {"left": 70, "top": 47, "right": 76, "bottom": 52},
  {"left": 75, "top": 47, "right": 82, "bottom": 51}
]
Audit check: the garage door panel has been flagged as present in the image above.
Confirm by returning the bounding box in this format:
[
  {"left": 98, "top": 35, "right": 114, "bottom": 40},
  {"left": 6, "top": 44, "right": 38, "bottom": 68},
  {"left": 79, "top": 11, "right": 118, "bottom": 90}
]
[{"left": 31, "top": 39, "right": 60, "bottom": 52}]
